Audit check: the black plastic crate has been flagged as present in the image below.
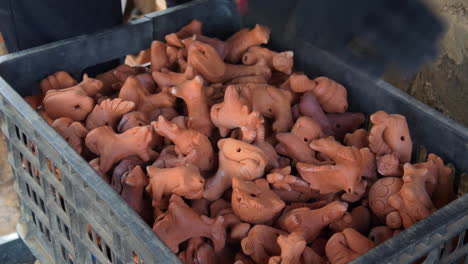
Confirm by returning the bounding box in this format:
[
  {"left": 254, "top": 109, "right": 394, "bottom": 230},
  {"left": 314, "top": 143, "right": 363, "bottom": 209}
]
[{"left": 0, "top": 0, "right": 466, "bottom": 263}]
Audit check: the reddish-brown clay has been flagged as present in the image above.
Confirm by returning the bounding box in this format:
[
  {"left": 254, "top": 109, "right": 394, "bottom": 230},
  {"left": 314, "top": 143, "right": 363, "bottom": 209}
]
[
  {"left": 241, "top": 225, "right": 286, "bottom": 264},
  {"left": 117, "top": 111, "right": 149, "bottom": 133},
  {"left": 96, "top": 64, "right": 142, "bottom": 94},
  {"left": 204, "top": 138, "right": 267, "bottom": 201},
  {"left": 85, "top": 98, "right": 135, "bottom": 130},
  {"left": 211, "top": 85, "right": 264, "bottom": 143},
  {"left": 377, "top": 153, "right": 403, "bottom": 177},
  {"left": 326, "top": 112, "right": 365, "bottom": 140},
  {"left": 183, "top": 34, "right": 229, "bottom": 59},
  {"left": 329, "top": 205, "right": 371, "bottom": 234},
  {"left": 151, "top": 145, "right": 181, "bottom": 169},
  {"left": 239, "top": 83, "right": 293, "bottom": 133},
  {"left": 226, "top": 24, "right": 271, "bottom": 63},
  {"left": 368, "top": 177, "right": 404, "bottom": 229},
  {"left": 40, "top": 71, "right": 78, "bottom": 93},
  {"left": 24, "top": 93, "right": 45, "bottom": 110},
  {"left": 43, "top": 75, "right": 103, "bottom": 120},
  {"left": 344, "top": 129, "right": 369, "bottom": 149},
  {"left": 369, "top": 111, "right": 412, "bottom": 163},
  {"left": 266, "top": 166, "right": 318, "bottom": 203},
  {"left": 153, "top": 195, "right": 226, "bottom": 253},
  {"left": 275, "top": 116, "right": 325, "bottom": 164},
  {"left": 119, "top": 76, "right": 176, "bottom": 112},
  {"left": 360, "top": 148, "right": 377, "bottom": 182},
  {"left": 235, "top": 253, "right": 256, "bottom": 264},
  {"left": 191, "top": 198, "right": 211, "bottom": 216},
  {"left": 38, "top": 109, "right": 54, "bottom": 125},
  {"left": 120, "top": 165, "right": 149, "bottom": 218},
  {"left": 152, "top": 70, "right": 189, "bottom": 87},
  {"left": 388, "top": 163, "right": 436, "bottom": 228},
  {"left": 178, "top": 238, "right": 218, "bottom": 264},
  {"left": 325, "top": 228, "right": 375, "bottom": 264},
  {"left": 175, "top": 19, "right": 203, "bottom": 39},
  {"left": 210, "top": 199, "right": 251, "bottom": 242},
  {"left": 89, "top": 158, "right": 110, "bottom": 183},
  {"left": 111, "top": 156, "right": 144, "bottom": 194},
  {"left": 301, "top": 247, "right": 327, "bottom": 264},
  {"left": 229, "top": 75, "right": 268, "bottom": 85},
  {"left": 277, "top": 201, "right": 348, "bottom": 242},
  {"left": 51, "top": 117, "right": 89, "bottom": 154},
  {"left": 146, "top": 164, "right": 205, "bottom": 207},
  {"left": 296, "top": 137, "right": 364, "bottom": 194},
  {"left": 231, "top": 178, "right": 285, "bottom": 224},
  {"left": 286, "top": 73, "right": 348, "bottom": 113},
  {"left": 252, "top": 123, "right": 279, "bottom": 170},
  {"left": 170, "top": 76, "right": 213, "bottom": 137},
  {"left": 295, "top": 92, "right": 333, "bottom": 135},
  {"left": 242, "top": 46, "right": 294, "bottom": 75},
  {"left": 428, "top": 154, "right": 455, "bottom": 208},
  {"left": 268, "top": 232, "right": 306, "bottom": 264},
  {"left": 152, "top": 116, "right": 214, "bottom": 172},
  {"left": 368, "top": 226, "right": 400, "bottom": 245},
  {"left": 85, "top": 126, "right": 158, "bottom": 173}
]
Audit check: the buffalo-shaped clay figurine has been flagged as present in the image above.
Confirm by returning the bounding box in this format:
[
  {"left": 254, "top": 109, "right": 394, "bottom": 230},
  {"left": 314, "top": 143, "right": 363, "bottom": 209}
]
[
  {"left": 240, "top": 225, "right": 286, "bottom": 264},
  {"left": 52, "top": 117, "right": 89, "bottom": 154},
  {"left": 242, "top": 46, "right": 294, "bottom": 75},
  {"left": 325, "top": 228, "right": 375, "bottom": 264},
  {"left": 146, "top": 164, "right": 205, "bottom": 207},
  {"left": 153, "top": 195, "right": 226, "bottom": 253},
  {"left": 85, "top": 98, "right": 135, "bottom": 130},
  {"left": 278, "top": 201, "right": 348, "bottom": 242},
  {"left": 40, "top": 71, "right": 77, "bottom": 93},
  {"left": 225, "top": 24, "right": 270, "bottom": 63},
  {"left": 203, "top": 138, "right": 267, "bottom": 201},
  {"left": 231, "top": 178, "right": 285, "bottom": 224},
  {"left": 85, "top": 126, "right": 158, "bottom": 173}
]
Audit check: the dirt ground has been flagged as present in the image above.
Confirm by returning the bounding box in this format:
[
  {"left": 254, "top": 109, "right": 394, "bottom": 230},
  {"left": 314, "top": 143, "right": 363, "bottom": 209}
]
[{"left": 0, "top": 0, "right": 467, "bottom": 237}]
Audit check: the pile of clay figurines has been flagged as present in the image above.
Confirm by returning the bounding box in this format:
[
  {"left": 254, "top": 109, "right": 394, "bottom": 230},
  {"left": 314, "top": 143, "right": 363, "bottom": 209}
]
[{"left": 25, "top": 20, "right": 456, "bottom": 264}]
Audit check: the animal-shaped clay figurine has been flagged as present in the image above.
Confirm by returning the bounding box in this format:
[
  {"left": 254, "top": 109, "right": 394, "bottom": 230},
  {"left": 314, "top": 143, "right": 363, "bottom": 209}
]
[
  {"left": 151, "top": 41, "right": 169, "bottom": 72},
  {"left": 170, "top": 76, "right": 213, "bottom": 137},
  {"left": 85, "top": 98, "right": 135, "bottom": 130},
  {"left": 344, "top": 129, "right": 369, "bottom": 149},
  {"left": 152, "top": 116, "right": 214, "bottom": 172},
  {"left": 285, "top": 73, "right": 348, "bottom": 113},
  {"left": 89, "top": 158, "right": 110, "bottom": 183},
  {"left": 178, "top": 238, "right": 218, "bottom": 264},
  {"left": 203, "top": 138, "right": 267, "bottom": 201},
  {"left": 153, "top": 195, "right": 226, "bottom": 253},
  {"left": 242, "top": 46, "right": 294, "bottom": 75},
  {"left": 368, "top": 177, "right": 404, "bottom": 229},
  {"left": 377, "top": 153, "right": 403, "bottom": 177},
  {"left": 146, "top": 164, "right": 205, "bottom": 207},
  {"left": 278, "top": 201, "right": 348, "bottom": 242},
  {"left": 231, "top": 178, "right": 285, "bottom": 224},
  {"left": 329, "top": 205, "right": 371, "bottom": 234},
  {"left": 40, "top": 71, "right": 77, "bottom": 93},
  {"left": 152, "top": 69, "right": 189, "bottom": 87},
  {"left": 427, "top": 154, "right": 454, "bottom": 208},
  {"left": 388, "top": 163, "right": 436, "bottom": 228},
  {"left": 275, "top": 116, "right": 325, "bottom": 164},
  {"left": 24, "top": 93, "right": 44, "bottom": 110},
  {"left": 325, "top": 228, "right": 375, "bottom": 264},
  {"left": 239, "top": 83, "right": 293, "bottom": 133},
  {"left": 52, "top": 117, "right": 89, "bottom": 154},
  {"left": 295, "top": 92, "right": 333, "bottom": 135},
  {"left": 120, "top": 166, "right": 149, "bottom": 218},
  {"left": 241, "top": 225, "right": 286, "bottom": 264},
  {"left": 369, "top": 111, "right": 412, "bottom": 176},
  {"left": 43, "top": 75, "right": 103, "bottom": 121},
  {"left": 85, "top": 126, "right": 158, "bottom": 173},
  {"left": 229, "top": 75, "right": 267, "bottom": 85},
  {"left": 268, "top": 232, "right": 306, "bottom": 264},
  {"left": 266, "top": 166, "right": 318, "bottom": 203},
  {"left": 226, "top": 24, "right": 271, "bottom": 63},
  {"left": 117, "top": 111, "right": 149, "bottom": 133},
  {"left": 183, "top": 34, "right": 229, "bottom": 59},
  {"left": 119, "top": 76, "right": 176, "bottom": 113},
  {"left": 96, "top": 64, "right": 143, "bottom": 94},
  {"left": 296, "top": 137, "right": 364, "bottom": 194},
  {"left": 211, "top": 85, "right": 264, "bottom": 143},
  {"left": 251, "top": 122, "right": 279, "bottom": 170},
  {"left": 111, "top": 157, "right": 144, "bottom": 194},
  {"left": 368, "top": 226, "right": 400, "bottom": 245},
  {"left": 210, "top": 199, "right": 251, "bottom": 242},
  {"left": 167, "top": 19, "right": 203, "bottom": 41},
  {"left": 326, "top": 112, "right": 365, "bottom": 140}
]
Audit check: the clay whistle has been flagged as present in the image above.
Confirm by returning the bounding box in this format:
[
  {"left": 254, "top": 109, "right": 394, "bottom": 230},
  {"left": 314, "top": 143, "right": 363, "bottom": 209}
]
[
  {"left": 52, "top": 117, "right": 89, "bottom": 154},
  {"left": 203, "top": 138, "right": 267, "bottom": 201},
  {"left": 40, "top": 71, "right": 77, "bottom": 93},
  {"left": 241, "top": 225, "right": 286, "bottom": 264},
  {"left": 344, "top": 128, "right": 369, "bottom": 149},
  {"left": 146, "top": 164, "right": 205, "bottom": 207},
  {"left": 326, "top": 112, "right": 365, "bottom": 140},
  {"left": 152, "top": 116, "right": 214, "bottom": 172},
  {"left": 210, "top": 199, "right": 251, "bottom": 242},
  {"left": 24, "top": 93, "right": 45, "bottom": 110},
  {"left": 266, "top": 166, "right": 318, "bottom": 202},
  {"left": 428, "top": 154, "right": 454, "bottom": 208},
  {"left": 183, "top": 34, "right": 229, "bottom": 59},
  {"left": 111, "top": 156, "right": 144, "bottom": 194},
  {"left": 43, "top": 75, "right": 103, "bottom": 121},
  {"left": 377, "top": 153, "right": 403, "bottom": 177},
  {"left": 226, "top": 24, "right": 270, "bottom": 63},
  {"left": 329, "top": 205, "right": 371, "bottom": 234},
  {"left": 269, "top": 232, "right": 306, "bottom": 264},
  {"left": 153, "top": 194, "right": 226, "bottom": 253},
  {"left": 295, "top": 92, "right": 333, "bottom": 135},
  {"left": 89, "top": 158, "right": 110, "bottom": 183},
  {"left": 278, "top": 201, "right": 348, "bottom": 242},
  {"left": 120, "top": 165, "right": 149, "bottom": 217},
  {"left": 178, "top": 237, "right": 218, "bottom": 264},
  {"left": 96, "top": 64, "right": 143, "bottom": 94},
  {"left": 231, "top": 178, "right": 285, "bottom": 224},
  {"left": 174, "top": 19, "right": 203, "bottom": 40},
  {"left": 229, "top": 75, "right": 268, "bottom": 85},
  {"left": 85, "top": 126, "right": 158, "bottom": 173},
  {"left": 368, "top": 226, "right": 400, "bottom": 245},
  {"left": 85, "top": 98, "right": 135, "bottom": 130},
  {"left": 325, "top": 228, "right": 375, "bottom": 264},
  {"left": 368, "top": 177, "right": 404, "bottom": 229},
  {"left": 242, "top": 46, "right": 294, "bottom": 75},
  {"left": 369, "top": 111, "right": 412, "bottom": 163},
  {"left": 117, "top": 111, "right": 149, "bottom": 133}
]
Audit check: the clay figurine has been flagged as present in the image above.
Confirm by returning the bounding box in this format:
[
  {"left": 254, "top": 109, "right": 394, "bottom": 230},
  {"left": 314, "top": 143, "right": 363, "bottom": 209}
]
[
  {"left": 85, "top": 126, "right": 158, "bottom": 173},
  {"left": 278, "top": 201, "right": 348, "bottom": 242},
  {"left": 428, "top": 154, "right": 454, "bottom": 208},
  {"left": 231, "top": 178, "right": 285, "bottom": 224},
  {"left": 226, "top": 24, "right": 271, "bottom": 63},
  {"left": 329, "top": 205, "right": 371, "bottom": 234},
  {"left": 152, "top": 116, "right": 214, "bottom": 172},
  {"left": 120, "top": 165, "right": 149, "bottom": 218},
  {"left": 326, "top": 112, "right": 365, "bottom": 140},
  {"left": 325, "top": 228, "right": 375, "bottom": 264},
  {"left": 52, "top": 117, "right": 89, "bottom": 154},
  {"left": 211, "top": 85, "right": 264, "bottom": 143},
  {"left": 210, "top": 199, "right": 251, "bottom": 242},
  {"left": 376, "top": 153, "right": 403, "bottom": 177},
  {"left": 368, "top": 177, "right": 404, "bottom": 229},
  {"left": 151, "top": 41, "right": 169, "bottom": 72},
  {"left": 89, "top": 158, "right": 110, "bottom": 183},
  {"left": 368, "top": 226, "right": 400, "bottom": 245},
  {"left": 268, "top": 232, "right": 306, "bottom": 264},
  {"left": 43, "top": 75, "right": 103, "bottom": 120},
  {"left": 241, "top": 225, "right": 286, "bottom": 264},
  {"left": 24, "top": 93, "right": 45, "bottom": 110},
  {"left": 294, "top": 92, "right": 333, "bottom": 135},
  {"left": 146, "top": 164, "right": 205, "bottom": 207},
  {"left": 152, "top": 70, "right": 190, "bottom": 87},
  {"left": 229, "top": 75, "right": 268, "bottom": 85},
  {"left": 253, "top": 123, "right": 279, "bottom": 169},
  {"left": 117, "top": 111, "right": 150, "bottom": 133},
  {"left": 170, "top": 76, "right": 213, "bottom": 137},
  {"left": 203, "top": 138, "right": 267, "bottom": 201},
  {"left": 96, "top": 64, "right": 143, "bottom": 94},
  {"left": 344, "top": 129, "right": 369, "bottom": 149},
  {"left": 111, "top": 156, "right": 144, "bottom": 194},
  {"left": 153, "top": 195, "right": 226, "bottom": 253},
  {"left": 85, "top": 98, "right": 135, "bottom": 130},
  {"left": 242, "top": 46, "right": 294, "bottom": 75},
  {"left": 183, "top": 34, "right": 229, "bottom": 59},
  {"left": 266, "top": 166, "right": 318, "bottom": 203},
  {"left": 40, "top": 71, "right": 77, "bottom": 93},
  {"left": 178, "top": 238, "right": 218, "bottom": 264},
  {"left": 172, "top": 19, "right": 203, "bottom": 40}
]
